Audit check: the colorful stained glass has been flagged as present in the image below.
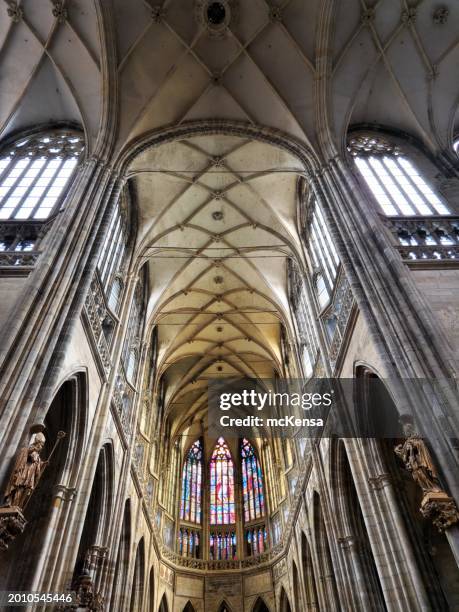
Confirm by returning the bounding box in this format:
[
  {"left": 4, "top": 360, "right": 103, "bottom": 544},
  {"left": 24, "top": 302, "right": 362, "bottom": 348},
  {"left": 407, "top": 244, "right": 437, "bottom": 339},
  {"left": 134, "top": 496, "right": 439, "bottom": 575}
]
[
  {"left": 210, "top": 437, "right": 235, "bottom": 525},
  {"left": 178, "top": 527, "right": 200, "bottom": 558},
  {"left": 180, "top": 439, "right": 202, "bottom": 523},
  {"left": 241, "top": 438, "right": 265, "bottom": 522},
  {"left": 246, "top": 526, "right": 267, "bottom": 556},
  {"left": 210, "top": 531, "right": 237, "bottom": 560}
]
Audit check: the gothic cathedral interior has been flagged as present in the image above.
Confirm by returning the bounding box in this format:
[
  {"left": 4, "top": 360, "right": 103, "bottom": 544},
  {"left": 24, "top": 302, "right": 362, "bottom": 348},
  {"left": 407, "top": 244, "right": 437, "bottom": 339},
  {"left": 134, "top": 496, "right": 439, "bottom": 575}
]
[{"left": 1, "top": 1, "right": 459, "bottom": 611}]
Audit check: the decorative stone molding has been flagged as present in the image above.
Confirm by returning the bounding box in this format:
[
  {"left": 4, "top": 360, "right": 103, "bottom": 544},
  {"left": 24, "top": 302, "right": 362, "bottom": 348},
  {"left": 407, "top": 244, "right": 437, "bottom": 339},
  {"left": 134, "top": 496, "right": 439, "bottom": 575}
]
[
  {"left": 269, "top": 6, "right": 282, "bottom": 23},
  {"left": 347, "top": 133, "right": 402, "bottom": 158},
  {"left": 382, "top": 215, "right": 459, "bottom": 265},
  {"left": 432, "top": 6, "right": 449, "bottom": 25},
  {"left": 401, "top": 8, "right": 417, "bottom": 25},
  {"left": 326, "top": 271, "right": 355, "bottom": 367},
  {"left": 6, "top": 1, "right": 23, "bottom": 22},
  {"left": 151, "top": 5, "right": 166, "bottom": 23},
  {"left": 420, "top": 491, "right": 459, "bottom": 532},
  {"left": 368, "top": 473, "right": 391, "bottom": 490},
  {"left": 195, "top": 0, "right": 239, "bottom": 38},
  {"left": 51, "top": 0, "right": 68, "bottom": 23},
  {"left": 0, "top": 506, "right": 27, "bottom": 551},
  {"left": 361, "top": 8, "right": 375, "bottom": 25},
  {"left": 53, "top": 484, "right": 77, "bottom": 502},
  {"left": 83, "top": 276, "right": 113, "bottom": 375}
]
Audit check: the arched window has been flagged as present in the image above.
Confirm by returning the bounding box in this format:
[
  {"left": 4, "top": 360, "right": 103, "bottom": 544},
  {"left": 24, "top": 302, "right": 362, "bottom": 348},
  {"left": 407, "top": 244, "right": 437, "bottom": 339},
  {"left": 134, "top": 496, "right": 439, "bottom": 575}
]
[
  {"left": 210, "top": 437, "right": 235, "bottom": 525},
  {"left": 98, "top": 193, "right": 129, "bottom": 293},
  {"left": 308, "top": 201, "right": 339, "bottom": 291},
  {"left": 108, "top": 277, "right": 123, "bottom": 312},
  {"left": 348, "top": 134, "right": 449, "bottom": 216},
  {"left": 288, "top": 260, "right": 319, "bottom": 378},
  {"left": 126, "top": 349, "right": 138, "bottom": 382},
  {"left": 241, "top": 439, "right": 265, "bottom": 522},
  {"left": 315, "top": 273, "right": 329, "bottom": 309},
  {"left": 180, "top": 439, "right": 203, "bottom": 523},
  {"left": 0, "top": 129, "right": 83, "bottom": 220}
]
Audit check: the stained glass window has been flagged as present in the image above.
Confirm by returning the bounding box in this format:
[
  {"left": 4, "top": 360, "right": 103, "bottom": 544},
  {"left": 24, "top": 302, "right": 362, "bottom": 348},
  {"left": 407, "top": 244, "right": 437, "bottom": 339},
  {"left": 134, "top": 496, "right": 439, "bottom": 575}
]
[
  {"left": 210, "top": 531, "right": 237, "bottom": 560},
  {"left": 210, "top": 437, "right": 235, "bottom": 525},
  {"left": 180, "top": 439, "right": 203, "bottom": 523},
  {"left": 241, "top": 438, "right": 265, "bottom": 522},
  {"left": 178, "top": 528, "right": 200, "bottom": 558},
  {"left": 246, "top": 526, "right": 267, "bottom": 556}
]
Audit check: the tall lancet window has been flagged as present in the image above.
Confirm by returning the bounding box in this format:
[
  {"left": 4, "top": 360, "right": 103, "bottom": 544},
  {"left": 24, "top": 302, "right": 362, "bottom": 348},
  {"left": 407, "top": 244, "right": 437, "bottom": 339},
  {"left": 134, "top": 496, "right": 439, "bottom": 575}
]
[
  {"left": 180, "top": 440, "right": 203, "bottom": 523},
  {"left": 210, "top": 437, "right": 235, "bottom": 525},
  {"left": 241, "top": 439, "right": 265, "bottom": 522},
  {"left": 0, "top": 130, "right": 83, "bottom": 220},
  {"left": 348, "top": 134, "right": 449, "bottom": 216}
]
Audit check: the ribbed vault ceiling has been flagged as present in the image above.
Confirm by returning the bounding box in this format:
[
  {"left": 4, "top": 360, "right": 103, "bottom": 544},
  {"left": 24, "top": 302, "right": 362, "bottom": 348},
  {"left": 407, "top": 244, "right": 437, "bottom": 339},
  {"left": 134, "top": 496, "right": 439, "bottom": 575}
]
[
  {"left": 129, "top": 133, "right": 305, "bottom": 431},
  {"left": 1, "top": 1, "right": 458, "bottom": 153}
]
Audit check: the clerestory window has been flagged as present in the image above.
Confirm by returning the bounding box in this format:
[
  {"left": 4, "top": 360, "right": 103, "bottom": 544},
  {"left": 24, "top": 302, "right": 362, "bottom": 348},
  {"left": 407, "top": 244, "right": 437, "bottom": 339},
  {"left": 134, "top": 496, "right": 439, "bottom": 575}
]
[
  {"left": 348, "top": 134, "right": 449, "bottom": 216},
  {"left": 0, "top": 130, "right": 84, "bottom": 220}
]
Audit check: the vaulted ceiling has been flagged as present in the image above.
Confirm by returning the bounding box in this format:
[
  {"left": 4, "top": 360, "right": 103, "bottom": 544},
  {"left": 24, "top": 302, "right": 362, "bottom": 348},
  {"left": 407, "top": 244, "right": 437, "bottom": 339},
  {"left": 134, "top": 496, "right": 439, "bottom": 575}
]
[
  {"left": 1, "top": 0, "right": 459, "bottom": 431},
  {"left": 128, "top": 131, "right": 306, "bottom": 432}
]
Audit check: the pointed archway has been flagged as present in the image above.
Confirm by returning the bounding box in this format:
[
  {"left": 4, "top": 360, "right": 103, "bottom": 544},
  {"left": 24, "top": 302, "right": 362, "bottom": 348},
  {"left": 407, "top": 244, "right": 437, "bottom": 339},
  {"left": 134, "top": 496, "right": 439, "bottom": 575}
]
[
  {"left": 159, "top": 593, "right": 169, "bottom": 612},
  {"left": 252, "top": 596, "right": 270, "bottom": 611},
  {"left": 280, "top": 588, "right": 292, "bottom": 612}
]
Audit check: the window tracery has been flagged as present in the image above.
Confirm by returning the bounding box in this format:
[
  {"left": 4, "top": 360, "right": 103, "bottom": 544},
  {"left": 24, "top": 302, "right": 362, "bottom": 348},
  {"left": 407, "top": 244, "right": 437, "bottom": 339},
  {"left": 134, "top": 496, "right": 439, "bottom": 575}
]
[
  {"left": 210, "top": 437, "right": 235, "bottom": 525},
  {"left": 349, "top": 133, "right": 450, "bottom": 216},
  {"left": 0, "top": 130, "right": 83, "bottom": 221},
  {"left": 180, "top": 440, "right": 203, "bottom": 524},
  {"left": 241, "top": 438, "right": 265, "bottom": 522}
]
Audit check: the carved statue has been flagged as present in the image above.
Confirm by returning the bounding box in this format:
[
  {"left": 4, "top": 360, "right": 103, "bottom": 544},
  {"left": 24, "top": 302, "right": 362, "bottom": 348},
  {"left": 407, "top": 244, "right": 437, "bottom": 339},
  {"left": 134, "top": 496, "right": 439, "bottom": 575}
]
[
  {"left": 394, "top": 420, "right": 442, "bottom": 495},
  {"left": 395, "top": 417, "right": 459, "bottom": 531},
  {"left": 3, "top": 432, "right": 48, "bottom": 509}
]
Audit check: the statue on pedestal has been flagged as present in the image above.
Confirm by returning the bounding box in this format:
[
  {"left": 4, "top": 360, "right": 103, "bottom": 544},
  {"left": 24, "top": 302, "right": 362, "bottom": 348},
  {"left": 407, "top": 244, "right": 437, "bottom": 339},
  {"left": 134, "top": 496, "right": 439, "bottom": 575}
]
[
  {"left": 0, "top": 427, "right": 66, "bottom": 550},
  {"left": 3, "top": 431, "right": 47, "bottom": 510},
  {"left": 395, "top": 416, "right": 459, "bottom": 532}
]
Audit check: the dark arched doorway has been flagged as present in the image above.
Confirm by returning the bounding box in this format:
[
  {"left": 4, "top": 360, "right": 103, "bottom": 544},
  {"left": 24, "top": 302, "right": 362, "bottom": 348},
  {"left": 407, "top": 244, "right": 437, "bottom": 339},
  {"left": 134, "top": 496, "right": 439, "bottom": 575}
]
[
  {"left": 129, "top": 537, "right": 146, "bottom": 611},
  {"left": 301, "top": 532, "right": 319, "bottom": 611},
  {"left": 159, "top": 593, "right": 169, "bottom": 612},
  {"left": 111, "top": 499, "right": 132, "bottom": 610},
  {"left": 280, "top": 588, "right": 292, "bottom": 612},
  {"left": 252, "top": 596, "right": 270, "bottom": 611}
]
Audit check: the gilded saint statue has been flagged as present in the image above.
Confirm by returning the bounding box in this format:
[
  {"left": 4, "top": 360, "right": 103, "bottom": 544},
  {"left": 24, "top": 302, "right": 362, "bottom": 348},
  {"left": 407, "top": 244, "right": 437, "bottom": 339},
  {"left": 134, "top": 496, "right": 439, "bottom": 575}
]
[
  {"left": 394, "top": 419, "right": 442, "bottom": 495},
  {"left": 3, "top": 431, "right": 48, "bottom": 510}
]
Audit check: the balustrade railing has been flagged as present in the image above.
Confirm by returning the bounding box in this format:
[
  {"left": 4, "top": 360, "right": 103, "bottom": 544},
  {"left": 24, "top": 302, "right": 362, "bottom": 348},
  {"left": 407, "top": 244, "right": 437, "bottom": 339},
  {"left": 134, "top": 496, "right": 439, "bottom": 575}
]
[
  {"left": 0, "top": 220, "right": 52, "bottom": 272},
  {"left": 83, "top": 276, "right": 114, "bottom": 376},
  {"left": 322, "top": 270, "right": 355, "bottom": 368},
  {"left": 383, "top": 215, "right": 459, "bottom": 263}
]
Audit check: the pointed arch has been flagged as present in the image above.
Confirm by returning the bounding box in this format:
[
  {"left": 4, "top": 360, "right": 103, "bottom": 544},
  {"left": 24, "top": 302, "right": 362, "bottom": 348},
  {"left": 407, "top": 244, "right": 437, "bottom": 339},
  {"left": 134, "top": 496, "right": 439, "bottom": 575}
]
[
  {"left": 210, "top": 437, "right": 235, "bottom": 525},
  {"left": 292, "top": 560, "right": 302, "bottom": 611},
  {"left": 217, "top": 601, "right": 232, "bottom": 612},
  {"left": 148, "top": 566, "right": 155, "bottom": 612},
  {"left": 182, "top": 602, "right": 196, "bottom": 612},
  {"left": 301, "top": 532, "right": 320, "bottom": 611},
  {"left": 159, "top": 593, "right": 169, "bottom": 612},
  {"left": 312, "top": 492, "right": 339, "bottom": 609},
  {"left": 129, "top": 537, "right": 146, "bottom": 612},
  {"left": 180, "top": 439, "right": 203, "bottom": 523},
  {"left": 241, "top": 438, "right": 265, "bottom": 522},
  {"left": 280, "top": 588, "right": 293, "bottom": 612},
  {"left": 111, "top": 499, "right": 132, "bottom": 610},
  {"left": 252, "top": 596, "right": 270, "bottom": 611}
]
